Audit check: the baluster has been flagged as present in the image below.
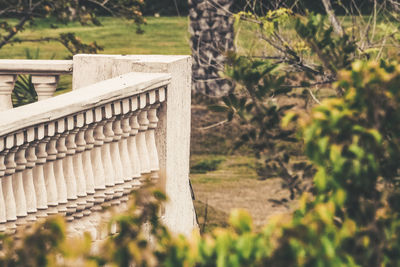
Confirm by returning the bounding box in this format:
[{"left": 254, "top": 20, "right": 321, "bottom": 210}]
[
  {"left": 34, "top": 126, "right": 49, "bottom": 219},
  {"left": 0, "top": 74, "right": 16, "bottom": 111},
  {"left": 63, "top": 117, "right": 78, "bottom": 221},
  {"left": 111, "top": 102, "right": 124, "bottom": 203},
  {"left": 127, "top": 95, "right": 141, "bottom": 189},
  {"left": 0, "top": 138, "right": 7, "bottom": 232},
  {"left": 32, "top": 75, "right": 59, "bottom": 101},
  {"left": 54, "top": 119, "right": 68, "bottom": 216},
  {"left": 3, "top": 135, "right": 17, "bottom": 231},
  {"left": 83, "top": 110, "right": 96, "bottom": 215},
  {"left": 146, "top": 90, "right": 160, "bottom": 180},
  {"left": 0, "top": 149, "right": 6, "bottom": 232},
  {"left": 13, "top": 133, "right": 28, "bottom": 226},
  {"left": 88, "top": 113, "right": 107, "bottom": 240},
  {"left": 24, "top": 142, "right": 38, "bottom": 222},
  {"left": 102, "top": 104, "right": 116, "bottom": 205},
  {"left": 44, "top": 123, "right": 58, "bottom": 215},
  {"left": 137, "top": 107, "right": 151, "bottom": 175},
  {"left": 92, "top": 107, "right": 106, "bottom": 209},
  {"left": 73, "top": 114, "right": 87, "bottom": 218},
  {"left": 120, "top": 99, "right": 134, "bottom": 201}
]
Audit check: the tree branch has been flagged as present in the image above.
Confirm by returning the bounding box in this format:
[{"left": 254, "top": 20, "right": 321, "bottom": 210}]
[
  {"left": 0, "top": 0, "right": 44, "bottom": 49},
  {"left": 84, "top": 0, "right": 116, "bottom": 16},
  {"left": 321, "top": 0, "right": 344, "bottom": 36},
  {"left": 197, "top": 119, "right": 228, "bottom": 131},
  {"left": 0, "top": 16, "right": 30, "bottom": 49}
]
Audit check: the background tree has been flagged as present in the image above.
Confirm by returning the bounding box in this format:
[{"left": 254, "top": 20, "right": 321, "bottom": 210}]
[{"left": 189, "top": 0, "right": 235, "bottom": 97}]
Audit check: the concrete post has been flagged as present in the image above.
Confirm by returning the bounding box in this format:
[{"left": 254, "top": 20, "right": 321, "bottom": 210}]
[{"left": 72, "top": 54, "right": 197, "bottom": 236}]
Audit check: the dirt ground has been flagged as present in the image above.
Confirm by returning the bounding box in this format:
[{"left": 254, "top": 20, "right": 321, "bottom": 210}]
[
  {"left": 190, "top": 155, "right": 296, "bottom": 232},
  {"left": 190, "top": 103, "right": 297, "bottom": 232}
]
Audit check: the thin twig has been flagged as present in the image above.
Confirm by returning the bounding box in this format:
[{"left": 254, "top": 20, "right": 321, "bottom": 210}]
[
  {"left": 321, "top": 0, "right": 344, "bottom": 36},
  {"left": 201, "top": 201, "right": 208, "bottom": 233},
  {"left": 85, "top": 0, "right": 115, "bottom": 16},
  {"left": 197, "top": 119, "right": 228, "bottom": 131},
  {"left": 283, "top": 79, "right": 336, "bottom": 89},
  {"left": 307, "top": 89, "right": 321, "bottom": 104}
]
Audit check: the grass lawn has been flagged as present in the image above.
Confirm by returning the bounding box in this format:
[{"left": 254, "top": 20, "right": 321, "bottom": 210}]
[
  {"left": 1, "top": 16, "right": 191, "bottom": 95},
  {"left": 0, "top": 16, "right": 191, "bottom": 59}
]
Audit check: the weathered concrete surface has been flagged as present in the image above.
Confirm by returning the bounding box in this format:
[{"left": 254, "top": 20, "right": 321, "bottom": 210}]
[{"left": 73, "top": 54, "right": 197, "bottom": 236}]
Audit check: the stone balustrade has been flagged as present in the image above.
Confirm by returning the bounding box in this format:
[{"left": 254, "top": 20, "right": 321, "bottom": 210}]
[
  {"left": 0, "top": 70, "right": 169, "bottom": 236},
  {"left": 0, "top": 60, "right": 73, "bottom": 110},
  {"left": 0, "top": 55, "right": 197, "bottom": 239}
]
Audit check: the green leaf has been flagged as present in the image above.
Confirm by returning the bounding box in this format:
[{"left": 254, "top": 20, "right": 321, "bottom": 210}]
[
  {"left": 282, "top": 112, "right": 298, "bottom": 128},
  {"left": 229, "top": 209, "right": 253, "bottom": 233}
]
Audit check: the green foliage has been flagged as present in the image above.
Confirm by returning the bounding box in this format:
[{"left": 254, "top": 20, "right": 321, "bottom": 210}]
[
  {"left": 0, "top": 216, "right": 66, "bottom": 266},
  {"left": 288, "top": 59, "right": 400, "bottom": 266},
  {"left": 295, "top": 13, "right": 357, "bottom": 79},
  {"left": 214, "top": 4, "right": 399, "bottom": 197},
  {"left": 58, "top": 33, "right": 104, "bottom": 57},
  {"left": 11, "top": 48, "right": 39, "bottom": 107},
  {"left": 11, "top": 48, "right": 66, "bottom": 107},
  {"left": 4, "top": 61, "right": 400, "bottom": 266},
  {"left": 302, "top": 60, "right": 400, "bottom": 223},
  {"left": 191, "top": 157, "right": 225, "bottom": 174},
  {"left": 96, "top": 186, "right": 170, "bottom": 266},
  {"left": 213, "top": 37, "right": 315, "bottom": 198},
  {"left": 0, "top": 185, "right": 172, "bottom": 267},
  {"left": 189, "top": 58, "right": 400, "bottom": 267},
  {"left": 233, "top": 8, "right": 293, "bottom": 35},
  {"left": 12, "top": 73, "right": 37, "bottom": 107}
]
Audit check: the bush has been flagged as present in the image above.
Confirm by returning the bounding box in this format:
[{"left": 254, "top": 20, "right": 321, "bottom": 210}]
[{"left": 3, "top": 58, "right": 400, "bottom": 267}]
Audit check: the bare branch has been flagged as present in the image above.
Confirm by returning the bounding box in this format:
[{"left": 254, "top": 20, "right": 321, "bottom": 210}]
[
  {"left": 84, "top": 0, "right": 116, "bottom": 16},
  {"left": 321, "top": 0, "right": 344, "bottom": 36},
  {"left": 197, "top": 119, "right": 228, "bottom": 131},
  {"left": 282, "top": 80, "right": 336, "bottom": 89},
  {"left": 307, "top": 88, "right": 321, "bottom": 104},
  {"left": 0, "top": 16, "right": 30, "bottom": 49}
]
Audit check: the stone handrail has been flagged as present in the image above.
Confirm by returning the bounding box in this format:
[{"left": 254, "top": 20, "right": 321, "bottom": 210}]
[
  {"left": 0, "top": 71, "right": 170, "bottom": 235},
  {"left": 0, "top": 59, "right": 73, "bottom": 111},
  {"left": 0, "top": 60, "right": 73, "bottom": 74}
]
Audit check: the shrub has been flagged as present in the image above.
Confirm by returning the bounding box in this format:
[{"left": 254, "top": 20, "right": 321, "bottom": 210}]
[{"left": 3, "top": 58, "right": 400, "bottom": 267}]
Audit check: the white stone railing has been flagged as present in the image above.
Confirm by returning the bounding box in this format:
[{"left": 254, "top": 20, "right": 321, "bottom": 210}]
[
  {"left": 0, "top": 60, "right": 73, "bottom": 110},
  {"left": 0, "top": 55, "right": 198, "bottom": 238},
  {"left": 0, "top": 70, "right": 170, "bottom": 235}
]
